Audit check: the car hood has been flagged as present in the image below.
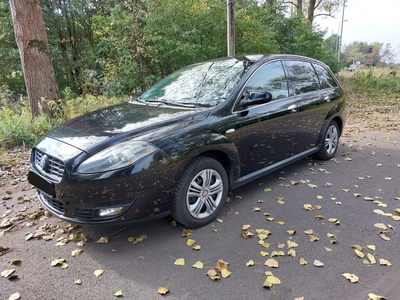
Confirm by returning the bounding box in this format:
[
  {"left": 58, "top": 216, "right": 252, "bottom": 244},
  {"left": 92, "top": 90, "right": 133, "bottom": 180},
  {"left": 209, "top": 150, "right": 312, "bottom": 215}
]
[{"left": 46, "top": 102, "right": 208, "bottom": 152}]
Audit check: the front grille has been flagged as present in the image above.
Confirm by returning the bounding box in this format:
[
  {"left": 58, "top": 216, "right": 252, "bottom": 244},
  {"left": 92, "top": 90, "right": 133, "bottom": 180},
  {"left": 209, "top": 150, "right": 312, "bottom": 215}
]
[
  {"left": 75, "top": 208, "right": 93, "bottom": 220},
  {"left": 35, "top": 149, "right": 65, "bottom": 182},
  {"left": 40, "top": 192, "right": 65, "bottom": 214}
]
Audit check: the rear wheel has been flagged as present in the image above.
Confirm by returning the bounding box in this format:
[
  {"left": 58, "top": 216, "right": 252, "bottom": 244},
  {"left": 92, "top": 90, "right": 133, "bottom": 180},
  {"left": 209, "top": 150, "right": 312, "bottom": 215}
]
[
  {"left": 170, "top": 156, "right": 228, "bottom": 228},
  {"left": 314, "top": 120, "right": 339, "bottom": 160}
]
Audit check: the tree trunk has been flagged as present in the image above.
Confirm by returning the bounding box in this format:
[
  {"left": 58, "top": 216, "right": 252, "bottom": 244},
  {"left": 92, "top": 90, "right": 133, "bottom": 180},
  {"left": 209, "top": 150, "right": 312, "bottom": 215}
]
[
  {"left": 9, "top": 0, "right": 60, "bottom": 118},
  {"left": 307, "top": 0, "right": 316, "bottom": 22}
]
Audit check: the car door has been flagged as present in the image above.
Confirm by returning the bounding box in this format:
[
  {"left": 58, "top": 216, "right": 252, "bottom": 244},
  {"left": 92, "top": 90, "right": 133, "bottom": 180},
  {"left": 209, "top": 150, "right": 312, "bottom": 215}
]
[
  {"left": 226, "top": 60, "right": 298, "bottom": 176},
  {"left": 283, "top": 60, "right": 334, "bottom": 153}
]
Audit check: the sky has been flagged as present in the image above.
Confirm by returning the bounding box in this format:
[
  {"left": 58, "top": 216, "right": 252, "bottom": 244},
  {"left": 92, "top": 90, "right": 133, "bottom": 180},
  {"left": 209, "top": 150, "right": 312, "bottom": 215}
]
[{"left": 315, "top": 0, "right": 400, "bottom": 62}]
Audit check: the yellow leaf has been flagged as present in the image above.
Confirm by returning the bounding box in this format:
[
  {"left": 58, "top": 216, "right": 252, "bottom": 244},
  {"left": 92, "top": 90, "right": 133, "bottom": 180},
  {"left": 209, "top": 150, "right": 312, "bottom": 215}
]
[
  {"left": 351, "top": 244, "right": 363, "bottom": 251},
  {"left": 193, "top": 245, "right": 201, "bottom": 251},
  {"left": 192, "top": 261, "right": 203, "bottom": 269},
  {"left": 221, "top": 269, "right": 231, "bottom": 278},
  {"left": 304, "top": 229, "right": 313, "bottom": 235},
  {"left": 270, "top": 250, "right": 285, "bottom": 257},
  {"left": 366, "top": 245, "right": 376, "bottom": 251},
  {"left": 264, "top": 258, "right": 279, "bottom": 268},
  {"left": 315, "top": 215, "right": 324, "bottom": 220},
  {"left": 342, "top": 273, "right": 359, "bottom": 283},
  {"left": 51, "top": 258, "right": 65, "bottom": 266},
  {"left": 324, "top": 247, "right": 333, "bottom": 252},
  {"left": 181, "top": 229, "right": 193, "bottom": 237},
  {"left": 10, "top": 259, "right": 21, "bottom": 265},
  {"left": 287, "top": 240, "right": 298, "bottom": 248},
  {"left": 308, "top": 183, "right": 318, "bottom": 189},
  {"left": 61, "top": 263, "right": 69, "bottom": 269},
  {"left": 96, "top": 236, "right": 109, "bottom": 243},
  {"left": 246, "top": 260, "right": 255, "bottom": 266},
  {"left": 277, "top": 221, "right": 285, "bottom": 225},
  {"left": 299, "top": 258, "right": 308, "bottom": 265},
  {"left": 187, "top": 238, "right": 196, "bottom": 246},
  {"left": 379, "top": 258, "right": 392, "bottom": 266},
  {"left": 174, "top": 258, "right": 185, "bottom": 266},
  {"left": 374, "top": 223, "right": 387, "bottom": 230},
  {"left": 263, "top": 275, "right": 281, "bottom": 288},
  {"left": 266, "top": 217, "right": 274, "bottom": 221},
  {"left": 308, "top": 235, "right": 319, "bottom": 242},
  {"left": 303, "top": 204, "right": 312, "bottom": 210},
  {"left": 157, "top": 287, "right": 169, "bottom": 295},
  {"left": 286, "top": 230, "right": 296, "bottom": 235},
  {"left": 75, "top": 279, "right": 82, "bottom": 285},
  {"left": 368, "top": 293, "right": 387, "bottom": 300},
  {"left": 216, "top": 218, "right": 223, "bottom": 223},
  {"left": 354, "top": 249, "right": 364, "bottom": 258},
  {"left": 367, "top": 253, "right": 376, "bottom": 264},
  {"left": 260, "top": 251, "right": 269, "bottom": 257},
  {"left": 316, "top": 195, "right": 323, "bottom": 199},
  {"left": 1, "top": 269, "right": 15, "bottom": 278},
  {"left": 342, "top": 189, "right": 350, "bottom": 192},
  {"left": 242, "top": 224, "right": 251, "bottom": 230},
  {"left": 114, "top": 290, "right": 123, "bottom": 297},
  {"left": 71, "top": 249, "right": 83, "bottom": 257},
  {"left": 287, "top": 249, "right": 296, "bottom": 257},
  {"left": 94, "top": 269, "right": 104, "bottom": 277}
]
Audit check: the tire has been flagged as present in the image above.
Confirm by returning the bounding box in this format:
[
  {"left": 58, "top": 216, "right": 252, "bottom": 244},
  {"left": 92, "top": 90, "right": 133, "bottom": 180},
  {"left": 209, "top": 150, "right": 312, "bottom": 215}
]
[
  {"left": 314, "top": 120, "right": 339, "bottom": 160},
  {"left": 170, "top": 156, "right": 228, "bottom": 228}
]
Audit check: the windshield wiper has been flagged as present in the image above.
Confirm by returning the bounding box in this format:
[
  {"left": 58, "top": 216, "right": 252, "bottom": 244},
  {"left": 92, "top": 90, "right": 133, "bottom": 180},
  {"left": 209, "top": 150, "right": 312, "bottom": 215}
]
[{"left": 147, "top": 99, "right": 197, "bottom": 108}]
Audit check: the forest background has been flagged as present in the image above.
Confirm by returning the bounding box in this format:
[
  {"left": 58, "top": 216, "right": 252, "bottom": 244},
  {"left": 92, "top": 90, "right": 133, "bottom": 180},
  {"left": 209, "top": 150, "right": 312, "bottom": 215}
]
[{"left": 0, "top": 0, "right": 399, "bottom": 151}]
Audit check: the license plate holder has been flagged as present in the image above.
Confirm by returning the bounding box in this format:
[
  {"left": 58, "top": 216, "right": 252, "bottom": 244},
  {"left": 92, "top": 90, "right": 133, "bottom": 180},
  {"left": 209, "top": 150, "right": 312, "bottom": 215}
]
[{"left": 28, "top": 171, "right": 55, "bottom": 197}]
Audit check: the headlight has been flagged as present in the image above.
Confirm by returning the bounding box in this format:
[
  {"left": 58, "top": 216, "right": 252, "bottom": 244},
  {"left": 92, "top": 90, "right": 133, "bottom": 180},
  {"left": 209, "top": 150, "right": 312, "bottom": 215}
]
[{"left": 77, "top": 141, "right": 158, "bottom": 174}]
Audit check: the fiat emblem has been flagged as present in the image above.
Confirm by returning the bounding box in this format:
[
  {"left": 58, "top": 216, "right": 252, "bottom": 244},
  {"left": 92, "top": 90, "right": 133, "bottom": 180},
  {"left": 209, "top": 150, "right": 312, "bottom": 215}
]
[{"left": 40, "top": 155, "right": 50, "bottom": 171}]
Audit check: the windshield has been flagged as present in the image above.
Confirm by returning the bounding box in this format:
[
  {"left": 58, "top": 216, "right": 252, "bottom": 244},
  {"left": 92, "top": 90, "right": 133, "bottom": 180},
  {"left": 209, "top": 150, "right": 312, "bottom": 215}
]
[{"left": 140, "top": 58, "right": 250, "bottom": 107}]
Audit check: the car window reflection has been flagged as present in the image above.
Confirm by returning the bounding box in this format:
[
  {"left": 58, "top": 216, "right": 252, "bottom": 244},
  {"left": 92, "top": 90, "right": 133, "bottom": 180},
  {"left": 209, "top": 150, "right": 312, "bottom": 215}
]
[{"left": 285, "top": 61, "right": 319, "bottom": 94}]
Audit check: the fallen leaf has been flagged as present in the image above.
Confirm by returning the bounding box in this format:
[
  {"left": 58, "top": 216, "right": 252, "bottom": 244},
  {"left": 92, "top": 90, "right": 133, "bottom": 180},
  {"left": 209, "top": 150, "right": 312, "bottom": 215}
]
[
  {"left": 192, "top": 261, "right": 203, "bottom": 269},
  {"left": 75, "top": 279, "right": 82, "bottom": 285},
  {"left": 368, "top": 293, "right": 387, "bottom": 300},
  {"left": 246, "top": 260, "right": 255, "bottom": 267},
  {"left": 1, "top": 269, "right": 15, "bottom": 278},
  {"left": 304, "top": 229, "right": 313, "bottom": 235},
  {"left": 181, "top": 229, "right": 193, "bottom": 237},
  {"left": 324, "top": 247, "right": 333, "bottom": 252},
  {"left": 174, "top": 258, "right": 185, "bottom": 266},
  {"left": 216, "top": 259, "right": 229, "bottom": 271},
  {"left": 51, "top": 258, "right": 65, "bottom": 266},
  {"left": 286, "top": 230, "right": 296, "bottom": 235},
  {"left": 157, "top": 286, "right": 169, "bottom": 295},
  {"left": 367, "top": 253, "right": 376, "bottom": 264},
  {"left": 114, "top": 290, "right": 123, "bottom": 297},
  {"left": 193, "top": 245, "right": 201, "bottom": 251},
  {"left": 71, "top": 249, "right": 83, "bottom": 257},
  {"left": 242, "top": 224, "right": 251, "bottom": 230},
  {"left": 260, "top": 251, "right": 269, "bottom": 257},
  {"left": 263, "top": 275, "right": 281, "bottom": 288},
  {"left": 374, "top": 223, "right": 387, "bottom": 230},
  {"left": 187, "top": 238, "right": 196, "bottom": 246},
  {"left": 287, "top": 240, "right": 298, "bottom": 248},
  {"left": 264, "top": 258, "right": 279, "bottom": 268},
  {"left": 287, "top": 249, "right": 296, "bottom": 257},
  {"left": 313, "top": 260, "right": 324, "bottom": 267},
  {"left": 366, "top": 245, "right": 376, "bottom": 251},
  {"left": 299, "top": 257, "right": 307, "bottom": 265},
  {"left": 8, "top": 293, "right": 20, "bottom": 300},
  {"left": 342, "top": 273, "right": 359, "bottom": 283},
  {"left": 354, "top": 249, "right": 364, "bottom": 258},
  {"left": 221, "top": 269, "right": 231, "bottom": 278},
  {"left": 379, "top": 258, "right": 392, "bottom": 266},
  {"left": 94, "top": 269, "right": 104, "bottom": 277},
  {"left": 96, "top": 236, "right": 109, "bottom": 243}
]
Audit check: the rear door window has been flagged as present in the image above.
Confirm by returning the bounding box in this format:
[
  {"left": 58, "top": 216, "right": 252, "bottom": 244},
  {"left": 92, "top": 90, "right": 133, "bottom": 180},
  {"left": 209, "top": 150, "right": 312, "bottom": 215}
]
[{"left": 285, "top": 61, "right": 319, "bottom": 94}]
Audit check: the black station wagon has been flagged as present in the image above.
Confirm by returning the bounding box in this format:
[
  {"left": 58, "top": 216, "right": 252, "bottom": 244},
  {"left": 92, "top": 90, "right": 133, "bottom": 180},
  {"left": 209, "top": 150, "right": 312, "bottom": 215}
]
[{"left": 28, "top": 54, "right": 346, "bottom": 228}]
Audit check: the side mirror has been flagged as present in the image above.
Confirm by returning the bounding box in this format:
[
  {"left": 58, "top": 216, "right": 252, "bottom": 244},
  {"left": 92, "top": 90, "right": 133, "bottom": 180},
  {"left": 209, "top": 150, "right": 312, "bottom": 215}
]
[{"left": 240, "top": 91, "right": 272, "bottom": 108}]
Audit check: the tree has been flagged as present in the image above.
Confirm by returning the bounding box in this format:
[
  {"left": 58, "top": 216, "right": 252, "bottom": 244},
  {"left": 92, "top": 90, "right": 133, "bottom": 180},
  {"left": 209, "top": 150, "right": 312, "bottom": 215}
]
[{"left": 9, "top": 0, "right": 60, "bottom": 117}]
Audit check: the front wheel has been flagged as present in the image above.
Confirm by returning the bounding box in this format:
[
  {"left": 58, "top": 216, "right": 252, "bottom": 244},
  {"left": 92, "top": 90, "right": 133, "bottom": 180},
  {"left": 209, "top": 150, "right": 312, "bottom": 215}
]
[
  {"left": 314, "top": 120, "right": 340, "bottom": 160},
  {"left": 170, "top": 157, "right": 228, "bottom": 228}
]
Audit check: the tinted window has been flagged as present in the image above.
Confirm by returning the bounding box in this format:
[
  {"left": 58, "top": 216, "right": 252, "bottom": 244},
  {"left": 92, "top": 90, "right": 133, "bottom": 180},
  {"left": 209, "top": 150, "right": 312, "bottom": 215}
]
[
  {"left": 313, "top": 63, "right": 338, "bottom": 89},
  {"left": 244, "top": 61, "right": 289, "bottom": 100},
  {"left": 285, "top": 61, "right": 319, "bottom": 94}
]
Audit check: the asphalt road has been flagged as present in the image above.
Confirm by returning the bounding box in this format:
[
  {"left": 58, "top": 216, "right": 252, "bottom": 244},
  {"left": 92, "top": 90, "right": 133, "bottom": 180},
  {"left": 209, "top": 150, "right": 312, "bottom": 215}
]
[{"left": 1, "top": 126, "right": 399, "bottom": 300}]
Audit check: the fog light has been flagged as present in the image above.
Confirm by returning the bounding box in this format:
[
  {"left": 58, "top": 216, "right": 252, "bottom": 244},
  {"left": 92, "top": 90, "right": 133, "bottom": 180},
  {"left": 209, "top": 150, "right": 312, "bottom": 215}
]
[{"left": 98, "top": 207, "right": 124, "bottom": 217}]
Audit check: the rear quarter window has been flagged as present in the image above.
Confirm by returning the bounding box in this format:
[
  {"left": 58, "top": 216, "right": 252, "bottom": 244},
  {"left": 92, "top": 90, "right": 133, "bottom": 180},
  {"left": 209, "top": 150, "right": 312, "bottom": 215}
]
[{"left": 313, "top": 63, "right": 338, "bottom": 89}]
